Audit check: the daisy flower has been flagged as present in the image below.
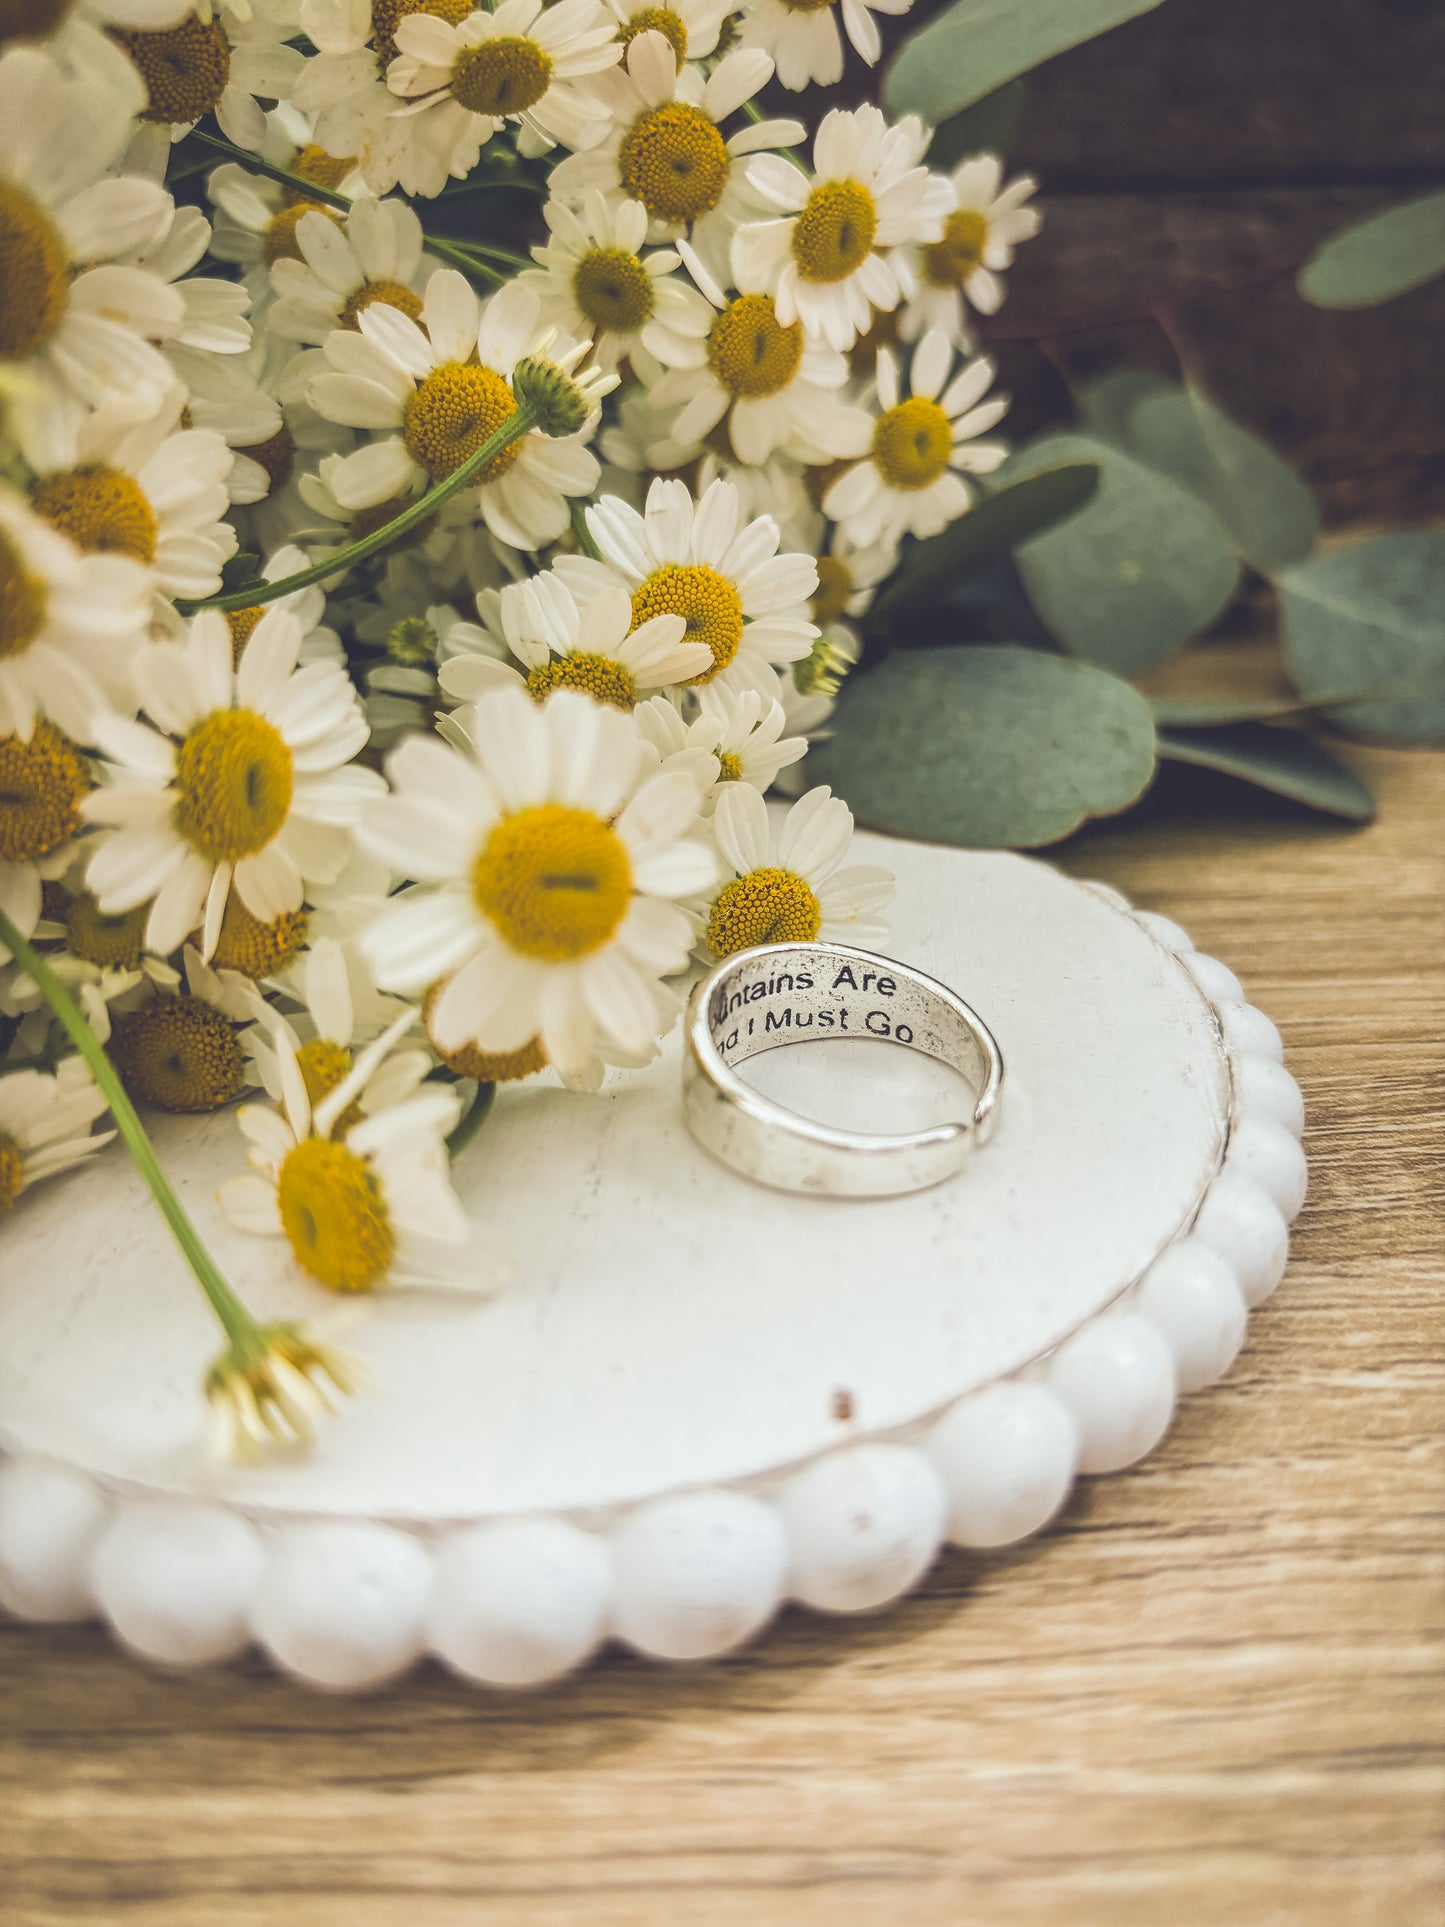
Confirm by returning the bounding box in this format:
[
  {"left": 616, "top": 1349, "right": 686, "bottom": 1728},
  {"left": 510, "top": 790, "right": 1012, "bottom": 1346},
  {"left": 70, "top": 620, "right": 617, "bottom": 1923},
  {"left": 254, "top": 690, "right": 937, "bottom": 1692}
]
[
  {"left": 601, "top": 0, "right": 729, "bottom": 63},
  {"left": 308, "top": 273, "right": 602, "bottom": 551},
  {"left": 358, "top": 685, "right": 715, "bottom": 1079},
  {"left": 288, "top": 0, "right": 395, "bottom": 175},
  {"left": 106, "top": 944, "right": 263, "bottom": 1113},
  {"left": 0, "top": 719, "right": 94, "bottom": 966},
  {"left": 207, "top": 1322, "right": 361, "bottom": 1462},
  {"left": 244, "top": 933, "right": 429, "bottom": 1117},
  {"left": 898, "top": 154, "right": 1041, "bottom": 341},
  {"left": 647, "top": 239, "right": 856, "bottom": 465},
  {"left": 219, "top": 1016, "right": 473, "bottom": 1294},
  {"left": 548, "top": 32, "right": 804, "bottom": 284},
  {"left": 734, "top": 103, "right": 954, "bottom": 353},
  {"left": 702, "top": 782, "right": 892, "bottom": 958},
  {"left": 205, "top": 159, "right": 356, "bottom": 290},
  {"left": 379, "top": 0, "right": 621, "bottom": 200},
  {"left": 823, "top": 330, "right": 1009, "bottom": 547},
  {"left": 439, "top": 567, "right": 711, "bottom": 709},
  {"left": 0, "top": 1059, "right": 113, "bottom": 1220},
  {"left": 0, "top": 43, "right": 179, "bottom": 414},
  {"left": 109, "top": 2, "right": 306, "bottom": 154},
  {"left": 809, "top": 529, "right": 897, "bottom": 629},
  {"left": 0, "top": 487, "right": 152, "bottom": 744},
  {"left": 0, "top": 879, "right": 183, "bottom": 1039},
  {"left": 558, "top": 474, "right": 820, "bottom": 702},
  {"left": 737, "top": 0, "right": 915, "bottom": 91},
  {"left": 635, "top": 685, "right": 807, "bottom": 800},
  {"left": 268, "top": 197, "right": 434, "bottom": 346},
  {"left": 521, "top": 189, "right": 713, "bottom": 377},
  {"left": 15, "top": 381, "right": 239, "bottom": 604},
  {"left": 81, "top": 605, "right": 381, "bottom": 962}
]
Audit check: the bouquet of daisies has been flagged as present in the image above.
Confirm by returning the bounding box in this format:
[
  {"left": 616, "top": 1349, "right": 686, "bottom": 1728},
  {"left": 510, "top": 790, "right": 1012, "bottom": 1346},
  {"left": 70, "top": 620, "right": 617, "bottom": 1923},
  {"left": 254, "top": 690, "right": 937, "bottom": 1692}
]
[{"left": 0, "top": 0, "right": 1039, "bottom": 1454}]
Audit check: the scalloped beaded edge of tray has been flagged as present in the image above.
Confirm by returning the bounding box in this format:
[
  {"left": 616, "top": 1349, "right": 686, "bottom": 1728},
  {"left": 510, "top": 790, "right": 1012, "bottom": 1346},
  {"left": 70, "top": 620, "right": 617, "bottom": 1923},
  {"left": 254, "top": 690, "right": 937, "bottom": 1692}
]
[{"left": 0, "top": 883, "right": 1307, "bottom": 1692}]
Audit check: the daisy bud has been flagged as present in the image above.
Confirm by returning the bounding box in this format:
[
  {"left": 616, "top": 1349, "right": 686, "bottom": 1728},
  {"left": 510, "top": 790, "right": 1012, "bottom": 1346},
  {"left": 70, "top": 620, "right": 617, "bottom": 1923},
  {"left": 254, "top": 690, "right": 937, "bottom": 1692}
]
[
  {"left": 205, "top": 1322, "right": 363, "bottom": 1463},
  {"left": 511, "top": 353, "right": 618, "bottom": 437}
]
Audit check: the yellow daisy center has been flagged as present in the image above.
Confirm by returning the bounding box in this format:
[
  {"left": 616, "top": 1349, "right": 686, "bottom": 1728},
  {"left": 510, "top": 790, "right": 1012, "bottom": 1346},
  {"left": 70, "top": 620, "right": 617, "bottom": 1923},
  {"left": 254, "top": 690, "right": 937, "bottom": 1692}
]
[
  {"left": 404, "top": 362, "right": 523, "bottom": 482},
  {"left": 810, "top": 554, "right": 854, "bottom": 625},
  {"left": 451, "top": 34, "right": 553, "bottom": 116},
  {"left": 114, "top": 994, "right": 244, "bottom": 1113},
  {"left": 630, "top": 564, "right": 743, "bottom": 685},
  {"left": 0, "top": 182, "right": 69, "bottom": 363},
  {"left": 294, "top": 1034, "right": 364, "bottom": 1133},
  {"left": 284, "top": 145, "right": 357, "bottom": 202},
  {"left": 473, "top": 804, "right": 632, "bottom": 961},
  {"left": 30, "top": 465, "right": 158, "bottom": 564},
  {"left": 619, "top": 103, "right": 730, "bottom": 223},
  {"left": 0, "top": 1132, "right": 22, "bottom": 1216},
  {"left": 339, "top": 277, "right": 424, "bottom": 330},
  {"left": 172, "top": 709, "right": 294, "bottom": 865},
  {"left": 791, "top": 180, "right": 878, "bottom": 285},
  {"left": 618, "top": 5, "right": 687, "bottom": 64},
  {"left": 872, "top": 395, "right": 953, "bottom": 490},
  {"left": 277, "top": 1135, "right": 395, "bottom": 1293},
  {"left": 525, "top": 654, "right": 637, "bottom": 710},
  {"left": 110, "top": 16, "right": 231, "bottom": 125},
  {"left": 715, "top": 750, "right": 743, "bottom": 783},
  {"left": 66, "top": 893, "right": 149, "bottom": 970},
  {"left": 0, "top": 722, "right": 89, "bottom": 863},
  {"left": 424, "top": 986, "right": 548, "bottom": 1083},
  {"left": 925, "top": 207, "right": 989, "bottom": 287},
  {"left": 225, "top": 607, "right": 264, "bottom": 668},
  {"left": 573, "top": 247, "right": 655, "bottom": 334},
  {"left": 263, "top": 201, "right": 344, "bottom": 267},
  {"left": 707, "top": 293, "right": 803, "bottom": 398},
  {"left": 707, "top": 866, "right": 820, "bottom": 955},
  {"left": 235, "top": 424, "right": 295, "bottom": 494},
  {"left": 372, "top": 0, "right": 472, "bottom": 65},
  {"left": 209, "top": 894, "right": 307, "bottom": 977}
]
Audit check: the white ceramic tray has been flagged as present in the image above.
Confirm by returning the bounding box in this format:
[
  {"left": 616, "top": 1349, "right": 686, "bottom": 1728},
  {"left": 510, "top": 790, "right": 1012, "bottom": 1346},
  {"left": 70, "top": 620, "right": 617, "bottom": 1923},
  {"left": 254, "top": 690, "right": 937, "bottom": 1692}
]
[{"left": 0, "top": 835, "right": 1305, "bottom": 1690}]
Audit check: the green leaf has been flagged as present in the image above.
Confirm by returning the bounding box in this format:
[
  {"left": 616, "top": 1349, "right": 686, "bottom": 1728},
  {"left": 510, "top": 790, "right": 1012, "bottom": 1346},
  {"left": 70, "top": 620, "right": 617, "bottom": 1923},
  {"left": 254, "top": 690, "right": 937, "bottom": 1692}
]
[
  {"left": 1003, "top": 434, "right": 1240, "bottom": 674},
  {"left": 219, "top": 551, "right": 263, "bottom": 595},
  {"left": 811, "top": 646, "right": 1157, "bottom": 848},
  {"left": 1127, "top": 386, "right": 1319, "bottom": 572},
  {"left": 1075, "top": 369, "right": 1176, "bottom": 445},
  {"left": 1157, "top": 723, "right": 1374, "bottom": 821},
  {"left": 1297, "top": 191, "right": 1445, "bottom": 309},
  {"left": 1277, "top": 532, "right": 1445, "bottom": 744},
  {"left": 929, "top": 81, "right": 1028, "bottom": 168},
  {"left": 885, "top": 0, "right": 1162, "bottom": 124},
  {"left": 868, "top": 463, "right": 1100, "bottom": 626}
]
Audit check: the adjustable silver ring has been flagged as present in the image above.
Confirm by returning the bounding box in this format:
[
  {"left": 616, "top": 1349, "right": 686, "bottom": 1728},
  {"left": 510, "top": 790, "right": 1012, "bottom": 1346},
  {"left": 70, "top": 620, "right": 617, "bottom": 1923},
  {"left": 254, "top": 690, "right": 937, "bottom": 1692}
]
[{"left": 683, "top": 941, "right": 1003, "bottom": 1198}]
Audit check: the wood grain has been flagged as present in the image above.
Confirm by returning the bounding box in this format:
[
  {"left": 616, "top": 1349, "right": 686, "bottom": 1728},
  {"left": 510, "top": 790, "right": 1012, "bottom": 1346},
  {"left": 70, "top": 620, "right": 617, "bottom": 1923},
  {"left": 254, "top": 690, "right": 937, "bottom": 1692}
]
[{"left": 2, "top": 743, "right": 1442, "bottom": 1925}]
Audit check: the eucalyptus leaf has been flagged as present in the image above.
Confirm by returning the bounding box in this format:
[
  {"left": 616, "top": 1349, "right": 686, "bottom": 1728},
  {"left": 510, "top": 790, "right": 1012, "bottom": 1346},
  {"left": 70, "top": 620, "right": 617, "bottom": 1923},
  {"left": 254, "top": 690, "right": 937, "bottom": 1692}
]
[
  {"left": 1297, "top": 190, "right": 1445, "bottom": 310},
  {"left": 1074, "top": 368, "right": 1175, "bottom": 445},
  {"left": 1128, "top": 387, "right": 1319, "bottom": 572},
  {"left": 1278, "top": 533, "right": 1445, "bottom": 744},
  {"left": 868, "top": 463, "right": 1100, "bottom": 627},
  {"left": 219, "top": 551, "right": 262, "bottom": 595},
  {"left": 1158, "top": 724, "right": 1374, "bottom": 822},
  {"left": 884, "top": 0, "right": 1162, "bottom": 126},
  {"left": 1003, "top": 434, "right": 1240, "bottom": 673},
  {"left": 929, "top": 81, "right": 1028, "bottom": 168},
  {"left": 811, "top": 646, "right": 1157, "bottom": 848}
]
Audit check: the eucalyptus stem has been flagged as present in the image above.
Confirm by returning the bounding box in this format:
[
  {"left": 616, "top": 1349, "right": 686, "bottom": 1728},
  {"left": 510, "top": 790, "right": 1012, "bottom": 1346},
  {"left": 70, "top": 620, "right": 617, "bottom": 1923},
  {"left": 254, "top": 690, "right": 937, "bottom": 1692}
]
[
  {"left": 0, "top": 908, "right": 260, "bottom": 1350},
  {"left": 177, "top": 400, "right": 540, "bottom": 614}
]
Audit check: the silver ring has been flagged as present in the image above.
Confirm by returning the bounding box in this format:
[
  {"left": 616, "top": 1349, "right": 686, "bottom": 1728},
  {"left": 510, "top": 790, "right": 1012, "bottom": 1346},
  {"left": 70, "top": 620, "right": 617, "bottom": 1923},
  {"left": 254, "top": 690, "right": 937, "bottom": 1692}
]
[{"left": 683, "top": 941, "right": 1003, "bottom": 1198}]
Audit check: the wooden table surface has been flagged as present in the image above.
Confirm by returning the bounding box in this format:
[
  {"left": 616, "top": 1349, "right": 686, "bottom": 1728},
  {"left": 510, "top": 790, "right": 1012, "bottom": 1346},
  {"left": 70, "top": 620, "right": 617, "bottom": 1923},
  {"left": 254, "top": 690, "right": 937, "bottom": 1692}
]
[{"left": 3, "top": 745, "right": 1442, "bottom": 1927}]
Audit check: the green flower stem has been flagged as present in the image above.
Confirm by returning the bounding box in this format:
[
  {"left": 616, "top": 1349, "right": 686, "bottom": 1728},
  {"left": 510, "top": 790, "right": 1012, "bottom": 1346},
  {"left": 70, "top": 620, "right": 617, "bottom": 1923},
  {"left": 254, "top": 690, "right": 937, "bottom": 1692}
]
[
  {"left": 568, "top": 494, "right": 601, "bottom": 559},
  {"left": 741, "top": 98, "right": 807, "bottom": 172},
  {"left": 186, "top": 128, "right": 351, "bottom": 210},
  {"left": 0, "top": 908, "right": 260, "bottom": 1351},
  {"left": 186, "top": 131, "right": 516, "bottom": 283},
  {"left": 177, "top": 399, "right": 540, "bottom": 614},
  {"left": 445, "top": 1079, "right": 496, "bottom": 1160}
]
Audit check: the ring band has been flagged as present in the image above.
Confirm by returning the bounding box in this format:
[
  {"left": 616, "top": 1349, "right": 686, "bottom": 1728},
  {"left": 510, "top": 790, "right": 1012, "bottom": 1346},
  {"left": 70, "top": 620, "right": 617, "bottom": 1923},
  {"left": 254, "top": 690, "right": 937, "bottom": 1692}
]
[{"left": 683, "top": 941, "right": 1003, "bottom": 1198}]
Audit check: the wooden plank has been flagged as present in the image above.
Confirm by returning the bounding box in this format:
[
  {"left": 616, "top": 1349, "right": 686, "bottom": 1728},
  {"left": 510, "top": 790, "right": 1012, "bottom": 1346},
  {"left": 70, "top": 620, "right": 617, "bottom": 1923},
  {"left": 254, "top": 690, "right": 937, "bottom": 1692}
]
[{"left": 2, "top": 740, "right": 1442, "bottom": 1925}]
